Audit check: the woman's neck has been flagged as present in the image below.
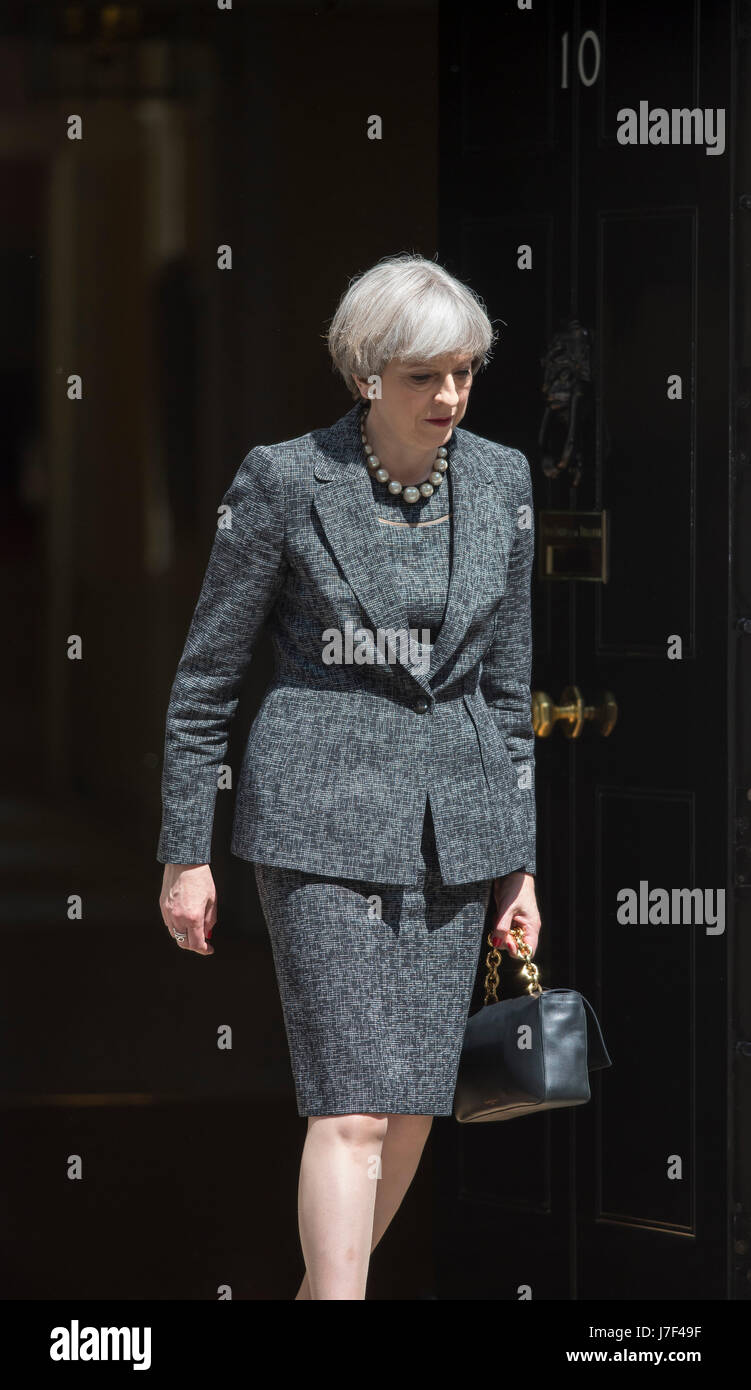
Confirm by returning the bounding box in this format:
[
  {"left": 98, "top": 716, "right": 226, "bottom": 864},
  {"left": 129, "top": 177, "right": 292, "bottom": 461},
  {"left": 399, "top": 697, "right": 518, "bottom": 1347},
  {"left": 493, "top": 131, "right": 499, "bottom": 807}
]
[{"left": 361, "top": 406, "right": 440, "bottom": 486}]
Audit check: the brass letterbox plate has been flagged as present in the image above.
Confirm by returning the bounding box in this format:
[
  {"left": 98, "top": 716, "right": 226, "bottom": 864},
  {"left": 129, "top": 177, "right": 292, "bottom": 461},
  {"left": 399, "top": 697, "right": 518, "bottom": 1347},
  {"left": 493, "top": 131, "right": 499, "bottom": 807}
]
[{"left": 537, "top": 510, "right": 608, "bottom": 582}]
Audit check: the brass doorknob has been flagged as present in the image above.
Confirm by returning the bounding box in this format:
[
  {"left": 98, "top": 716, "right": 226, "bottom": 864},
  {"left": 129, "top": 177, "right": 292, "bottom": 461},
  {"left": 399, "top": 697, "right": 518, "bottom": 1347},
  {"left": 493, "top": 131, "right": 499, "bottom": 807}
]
[{"left": 532, "top": 685, "right": 618, "bottom": 738}]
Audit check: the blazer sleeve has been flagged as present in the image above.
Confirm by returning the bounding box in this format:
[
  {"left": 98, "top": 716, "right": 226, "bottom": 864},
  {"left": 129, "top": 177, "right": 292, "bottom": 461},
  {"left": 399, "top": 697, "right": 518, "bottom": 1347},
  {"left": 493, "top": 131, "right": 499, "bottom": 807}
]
[
  {"left": 479, "top": 448, "right": 536, "bottom": 876},
  {"left": 156, "top": 444, "right": 288, "bottom": 865}
]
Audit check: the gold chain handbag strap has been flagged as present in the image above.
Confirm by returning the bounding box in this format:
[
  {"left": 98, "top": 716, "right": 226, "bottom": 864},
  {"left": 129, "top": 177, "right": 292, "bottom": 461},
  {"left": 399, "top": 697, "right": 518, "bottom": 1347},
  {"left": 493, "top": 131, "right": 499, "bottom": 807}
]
[{"left": 483, "top": 923, "right": 542, "bottom": 1004}]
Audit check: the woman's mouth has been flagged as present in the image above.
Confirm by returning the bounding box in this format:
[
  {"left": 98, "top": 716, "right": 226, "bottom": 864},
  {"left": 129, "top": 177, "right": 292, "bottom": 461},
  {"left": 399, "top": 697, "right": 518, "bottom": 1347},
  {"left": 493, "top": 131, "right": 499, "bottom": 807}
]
[{"left": 425, "top": 416, "right": 452, "bottom": 426}]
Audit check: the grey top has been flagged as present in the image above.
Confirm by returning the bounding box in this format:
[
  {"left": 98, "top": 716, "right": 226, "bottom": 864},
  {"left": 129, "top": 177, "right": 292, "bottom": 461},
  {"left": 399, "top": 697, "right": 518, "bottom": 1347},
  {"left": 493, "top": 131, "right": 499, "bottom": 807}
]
[
  {"left": 156, "top": 398, "right": 537, "bottom": 886},
  {"left": 369, "top": 468, "right": 452, "bottom": 661}
]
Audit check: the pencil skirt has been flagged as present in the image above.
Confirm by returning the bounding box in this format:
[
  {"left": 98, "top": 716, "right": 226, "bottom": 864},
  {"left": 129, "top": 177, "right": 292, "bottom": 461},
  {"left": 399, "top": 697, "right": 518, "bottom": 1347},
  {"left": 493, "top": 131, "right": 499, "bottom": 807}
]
[{"left": 252, "top": 798, "right": 494, "bottom": 1116}]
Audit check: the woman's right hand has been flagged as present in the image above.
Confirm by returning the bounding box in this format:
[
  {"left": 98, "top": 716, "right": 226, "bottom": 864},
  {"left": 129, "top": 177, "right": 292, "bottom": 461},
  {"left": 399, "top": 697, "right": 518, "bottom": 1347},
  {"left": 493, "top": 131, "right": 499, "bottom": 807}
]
[{"left": 159, "top": 863, "right": 217, "bottom": 956}]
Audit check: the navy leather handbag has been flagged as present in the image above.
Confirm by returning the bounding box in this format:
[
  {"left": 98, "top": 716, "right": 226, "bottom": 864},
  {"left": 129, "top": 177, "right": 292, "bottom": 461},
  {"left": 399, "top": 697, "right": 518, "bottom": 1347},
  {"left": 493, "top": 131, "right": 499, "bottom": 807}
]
[{"left": 454, "top": 925, "right": 612, "bottom": 1123}]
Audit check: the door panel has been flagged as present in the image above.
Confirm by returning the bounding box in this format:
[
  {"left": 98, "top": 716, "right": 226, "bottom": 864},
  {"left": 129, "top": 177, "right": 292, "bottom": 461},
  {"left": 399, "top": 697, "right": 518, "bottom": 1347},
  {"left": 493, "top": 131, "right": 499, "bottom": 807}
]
[{"left": 434, "top": 0, "right": 736, "bottom": 1300}]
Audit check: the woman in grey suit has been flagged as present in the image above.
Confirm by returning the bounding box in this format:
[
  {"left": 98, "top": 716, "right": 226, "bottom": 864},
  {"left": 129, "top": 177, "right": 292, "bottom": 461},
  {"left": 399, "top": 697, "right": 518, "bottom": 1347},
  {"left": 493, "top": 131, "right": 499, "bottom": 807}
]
[{"left": 158, "top": 253, "right": 542, "bottom": 1300}]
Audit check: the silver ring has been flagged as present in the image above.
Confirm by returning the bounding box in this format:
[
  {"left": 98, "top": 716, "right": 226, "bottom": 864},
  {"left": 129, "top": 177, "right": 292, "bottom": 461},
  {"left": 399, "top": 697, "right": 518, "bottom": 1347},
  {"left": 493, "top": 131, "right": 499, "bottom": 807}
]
[{"left": 172, "top": 930, "right": 187, "bottom": 945}]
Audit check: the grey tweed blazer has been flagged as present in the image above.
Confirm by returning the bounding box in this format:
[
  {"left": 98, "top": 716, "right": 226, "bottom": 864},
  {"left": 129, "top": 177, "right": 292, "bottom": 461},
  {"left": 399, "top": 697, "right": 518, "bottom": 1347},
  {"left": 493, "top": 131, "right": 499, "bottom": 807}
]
[{"left": 156, "top": 398, "right": 536, "bottom": 886}]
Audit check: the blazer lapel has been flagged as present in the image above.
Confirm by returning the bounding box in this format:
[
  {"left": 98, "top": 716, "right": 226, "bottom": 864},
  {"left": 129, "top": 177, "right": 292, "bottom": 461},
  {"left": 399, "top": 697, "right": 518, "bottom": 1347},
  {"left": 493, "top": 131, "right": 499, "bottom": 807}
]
[{"left": 311, "top": 401, "right": 495, "bottom": 697}]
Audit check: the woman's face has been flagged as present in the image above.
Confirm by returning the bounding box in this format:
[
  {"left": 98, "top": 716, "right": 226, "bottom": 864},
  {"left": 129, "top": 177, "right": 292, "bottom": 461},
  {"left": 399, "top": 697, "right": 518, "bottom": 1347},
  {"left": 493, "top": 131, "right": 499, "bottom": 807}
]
[{"left": 356, "top": 351, "right": 473, "bottom": 450}]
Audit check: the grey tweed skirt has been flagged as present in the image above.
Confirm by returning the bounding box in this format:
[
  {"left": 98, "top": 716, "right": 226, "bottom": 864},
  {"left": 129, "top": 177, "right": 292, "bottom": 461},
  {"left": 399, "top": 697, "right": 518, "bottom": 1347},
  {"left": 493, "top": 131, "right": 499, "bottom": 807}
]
[{"left": 253, "top": 798, "right": 494, "bottom": 1116}]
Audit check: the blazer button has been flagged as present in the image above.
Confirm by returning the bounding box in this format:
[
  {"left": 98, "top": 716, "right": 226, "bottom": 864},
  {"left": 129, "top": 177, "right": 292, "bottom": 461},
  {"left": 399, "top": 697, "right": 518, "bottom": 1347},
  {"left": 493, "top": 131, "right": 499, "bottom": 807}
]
[{"left": 414, "top": 698, "right": 430, "bottom": 714}]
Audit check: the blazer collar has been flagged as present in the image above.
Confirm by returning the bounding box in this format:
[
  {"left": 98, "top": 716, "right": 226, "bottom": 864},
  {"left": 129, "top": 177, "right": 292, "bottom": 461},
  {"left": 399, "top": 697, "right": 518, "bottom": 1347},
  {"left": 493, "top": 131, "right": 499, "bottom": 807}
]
[
  {"left": 310, "top": 399, "right": 496, "bottom": 697},
  {"left": 311, "top": 398, "right": 494, "bottom": 484}
]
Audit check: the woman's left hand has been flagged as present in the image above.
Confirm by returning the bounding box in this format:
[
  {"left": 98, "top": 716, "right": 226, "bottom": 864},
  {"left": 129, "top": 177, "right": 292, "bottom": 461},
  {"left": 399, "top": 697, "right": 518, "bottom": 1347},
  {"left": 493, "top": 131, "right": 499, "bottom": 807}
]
[{"left": 489, "top": 871, "right": 541, "bottom": 958}]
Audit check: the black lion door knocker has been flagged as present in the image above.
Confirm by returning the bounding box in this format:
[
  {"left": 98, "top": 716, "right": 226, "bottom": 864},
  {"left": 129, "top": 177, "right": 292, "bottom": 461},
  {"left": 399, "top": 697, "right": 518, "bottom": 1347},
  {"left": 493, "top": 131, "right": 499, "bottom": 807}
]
[{"left": 538, "top": 320, "right": 594, "bottom": 487}]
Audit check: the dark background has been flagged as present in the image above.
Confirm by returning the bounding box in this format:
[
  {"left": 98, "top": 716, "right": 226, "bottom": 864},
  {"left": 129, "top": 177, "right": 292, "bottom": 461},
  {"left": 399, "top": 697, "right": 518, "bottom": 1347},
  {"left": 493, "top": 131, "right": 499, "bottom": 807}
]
[{"left": 1, "top": 0, "right": 749, "bottom": 1302}]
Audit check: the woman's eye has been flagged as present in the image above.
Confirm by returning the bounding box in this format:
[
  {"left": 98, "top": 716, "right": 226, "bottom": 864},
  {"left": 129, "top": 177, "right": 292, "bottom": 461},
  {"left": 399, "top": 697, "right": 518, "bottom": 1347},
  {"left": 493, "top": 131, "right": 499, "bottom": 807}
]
[{"left": 410, "top": 370, "right": 471, "bottom": 383}]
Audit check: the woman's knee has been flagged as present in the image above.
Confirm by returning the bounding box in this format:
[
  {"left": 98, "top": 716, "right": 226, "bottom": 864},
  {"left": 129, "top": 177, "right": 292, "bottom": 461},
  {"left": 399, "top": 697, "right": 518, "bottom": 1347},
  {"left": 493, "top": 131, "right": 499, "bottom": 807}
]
[
  {"left": 308, "top": 1112, "right": 389, "bottom": 1145},
  {"left": 383, "top": 1113, "right": 434, "bottom": 1143}
]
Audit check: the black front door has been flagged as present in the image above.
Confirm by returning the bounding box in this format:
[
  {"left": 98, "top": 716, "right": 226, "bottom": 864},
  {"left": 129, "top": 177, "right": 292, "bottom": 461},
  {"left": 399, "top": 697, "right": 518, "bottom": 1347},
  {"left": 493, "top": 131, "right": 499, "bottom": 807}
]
[{"left": 433, "top": 0, "right": 741, "bottom": 1300}]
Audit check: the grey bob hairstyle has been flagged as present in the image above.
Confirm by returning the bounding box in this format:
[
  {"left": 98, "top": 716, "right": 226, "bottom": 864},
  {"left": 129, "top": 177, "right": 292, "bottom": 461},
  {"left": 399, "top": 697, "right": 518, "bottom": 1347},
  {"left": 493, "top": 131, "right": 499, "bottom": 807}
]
[{"left": 326, "top": 253, "right": 498, "bottom": 401}]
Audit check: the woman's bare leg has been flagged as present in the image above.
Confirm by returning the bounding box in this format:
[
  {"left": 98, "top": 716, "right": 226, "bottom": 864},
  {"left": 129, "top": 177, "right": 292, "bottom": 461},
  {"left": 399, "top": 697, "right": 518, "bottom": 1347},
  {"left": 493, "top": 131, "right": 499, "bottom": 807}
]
[
  {"left": 296, "top": 1112, "right": 389, "bottom": 1300},
  {"left": 295, "top": 1113, "right": 433, "bottom": 1300}
]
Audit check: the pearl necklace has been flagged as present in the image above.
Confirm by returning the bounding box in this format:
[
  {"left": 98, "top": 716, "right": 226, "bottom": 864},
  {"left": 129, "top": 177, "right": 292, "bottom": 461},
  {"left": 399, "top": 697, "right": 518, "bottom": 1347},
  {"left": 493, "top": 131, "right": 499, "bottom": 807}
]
[{"left": 360, "top": 404, "right": 449, "bottom": 504}]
